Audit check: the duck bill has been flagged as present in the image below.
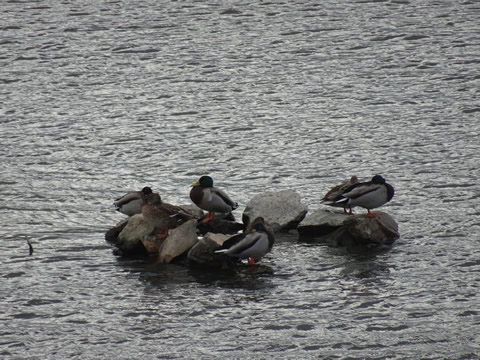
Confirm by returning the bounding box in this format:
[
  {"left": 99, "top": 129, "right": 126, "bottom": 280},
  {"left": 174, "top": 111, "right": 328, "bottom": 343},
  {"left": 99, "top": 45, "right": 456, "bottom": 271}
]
[{"left": 191, "top": 180, "right": 200, "bottom": 187}]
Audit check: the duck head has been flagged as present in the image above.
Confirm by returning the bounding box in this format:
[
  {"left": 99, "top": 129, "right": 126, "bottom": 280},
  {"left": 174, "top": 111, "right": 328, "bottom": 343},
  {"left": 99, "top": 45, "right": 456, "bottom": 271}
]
[
  {"left": 145, "top": 192, "right": 162, "bottom": 205},
  {"left": 142, "top": 187, "right": 153, "bottom": 196},
  {"left": 192, "top": 175, "right": 214, "bottom": 188},
  {"left": 371, "top": 175, "right": 386, "bottom": 184},
  {"left": 252, "top": 222, "right": 267, "bottom": 233}
]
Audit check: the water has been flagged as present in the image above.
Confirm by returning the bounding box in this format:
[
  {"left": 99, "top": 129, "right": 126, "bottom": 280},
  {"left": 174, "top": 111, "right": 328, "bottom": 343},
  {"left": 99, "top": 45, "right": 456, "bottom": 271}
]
[{"left": 1, "top": 0, "right": 479, "bottom": 358}]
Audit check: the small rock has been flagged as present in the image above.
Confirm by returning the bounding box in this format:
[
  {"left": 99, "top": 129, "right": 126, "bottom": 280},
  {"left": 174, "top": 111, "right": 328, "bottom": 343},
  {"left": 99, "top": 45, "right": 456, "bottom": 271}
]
[
  {"left": 187, "top": 232, "right": 231, "bottom": 266},
  {"left": 158, "top": 219, "right": 199, "bottom": 264},
  {"left": 116, "top": 214, "right": 155, "bottom": 255},
  {"left": 141, "top": 235, "right": 164, "bottom": 255},
  {"left": 242, "top": 189, "right": 308, "bottom": 232},
  {"left": 196, "top": 217, "right": 244, "bottom": 235}
]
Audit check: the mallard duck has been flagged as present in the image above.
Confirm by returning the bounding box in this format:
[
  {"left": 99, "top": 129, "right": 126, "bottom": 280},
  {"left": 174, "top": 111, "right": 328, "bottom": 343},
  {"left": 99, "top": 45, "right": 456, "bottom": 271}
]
[
  {"left": 114, "top": 186, "right": 152, "bottom": 216},
  {"left": 321, "top": 176, "right": 359, "bottom": 214},
  {"left": 142, "top": 192, "right": 194, "bottom": 239},
  {"left": 333, "top": 175, "right": 394, "bottom": 217},
  {"left": 215, "top": 217, "right": 275, "bottom": 265},
  {"left": 189, "top": 175, "right": 238, "bottom": 223}
]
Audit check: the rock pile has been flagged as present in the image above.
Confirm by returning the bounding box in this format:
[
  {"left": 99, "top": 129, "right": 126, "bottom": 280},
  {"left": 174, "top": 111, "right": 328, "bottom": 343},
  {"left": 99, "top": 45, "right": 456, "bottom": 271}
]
[{"left": 105, "top": 189, "right": 399, "bottom": 265}]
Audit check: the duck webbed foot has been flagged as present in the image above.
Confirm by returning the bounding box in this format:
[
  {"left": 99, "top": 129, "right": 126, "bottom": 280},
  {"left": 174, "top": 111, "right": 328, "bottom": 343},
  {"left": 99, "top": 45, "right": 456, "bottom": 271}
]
[
  {"left": 156, "top": 229, "right": 169, "bottom": 239},
  {"left": 201, "top": 211, "right": 216, "bottom": 223}
]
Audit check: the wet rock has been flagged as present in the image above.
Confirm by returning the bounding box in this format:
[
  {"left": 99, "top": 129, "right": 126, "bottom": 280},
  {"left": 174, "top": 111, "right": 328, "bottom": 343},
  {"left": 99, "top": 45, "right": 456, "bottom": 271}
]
[
  {"left": 242, "top": 189, "right": 308, "bottom": 232},
  {"left": 297, "top": 209, "right": 399, "bottom": 247},
  {"left": 105, "top": 218, "right": 128, "bottom": 244},
  {"left": 158, "top": 219, "right": 199, "bottom": 264},
  {"left": 196, "top": 217, "right": 244, "bottom": 235},
  {"left": 187, "top": 232, "right": 231, "bottom": 266},
  {"left": 178, "top": 204, "right": 204, "bottom": 219},
  {"left": 109, "top": 215, "right": 155, "bottom": 256}
]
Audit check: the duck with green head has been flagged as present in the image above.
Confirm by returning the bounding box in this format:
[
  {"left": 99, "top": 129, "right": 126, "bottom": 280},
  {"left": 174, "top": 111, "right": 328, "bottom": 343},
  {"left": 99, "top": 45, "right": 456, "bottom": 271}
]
[
  {"left": 189, "top": 175, "right": 238, "bottom": 223},
  {"left": 333, "top": 175, "right": 395, "bottom": 217}
]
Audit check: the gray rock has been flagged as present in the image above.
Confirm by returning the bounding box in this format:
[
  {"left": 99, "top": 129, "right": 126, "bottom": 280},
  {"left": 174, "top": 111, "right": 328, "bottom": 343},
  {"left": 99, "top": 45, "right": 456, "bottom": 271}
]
[
  {"left": 116, "top": 214, "right": 155, "bottom": 254},
  {"left": 158, "top": 219, "right": 199, "bottom": 264},
  {"left": 187, "top": 232, "right": 231, "bottom": 266},
  {"left": 177, "top": 204, "right": 204, "bottom": 219},
  {"left": 196, "top": 218, "right": 244, "bottom": 235},
  {"left": 105, "top": 218, "right": 129, "bottom": 245},
  {"left": 297, "top": 209, "right": 399, "bottom": 247},
  {"left": 242, "top": 189, "right": 308, "bottom": 232}
]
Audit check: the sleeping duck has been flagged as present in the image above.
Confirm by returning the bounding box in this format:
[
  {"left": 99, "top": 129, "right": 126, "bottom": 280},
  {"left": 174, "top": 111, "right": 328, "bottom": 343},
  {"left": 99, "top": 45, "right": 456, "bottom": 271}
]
[
  {"left": 333, "top": 175, "right": 394, "bottom": 217},
  {"left": 321, "top": 176, "right": 359, "bottom": 214},
  {"left": 142, "top": 192, "right": 194, "bottom": 239},
  {"left": 215, "top": 217, "right": 275, "bottom": 265},
  {"left": 114, "top": 186, "right": 153, "bottom": 216},
  {"left": 189, "top": 175, "right": 238, "bottom": 223}
]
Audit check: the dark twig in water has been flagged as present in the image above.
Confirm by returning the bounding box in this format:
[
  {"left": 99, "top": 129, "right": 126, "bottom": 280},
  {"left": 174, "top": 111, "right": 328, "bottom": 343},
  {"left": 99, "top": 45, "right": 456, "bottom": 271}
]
[{"left": 27, "top": 239, "right": 34, "bottom": 255}]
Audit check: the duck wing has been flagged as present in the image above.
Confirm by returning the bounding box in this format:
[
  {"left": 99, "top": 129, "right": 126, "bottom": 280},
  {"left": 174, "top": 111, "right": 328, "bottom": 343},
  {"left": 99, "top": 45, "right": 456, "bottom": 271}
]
[
  {"left": 114, "top": 191, "right": 141, "bottom": 207},
  {"left": 322, "top": 176, "right": 359, "bottom": 203},
  {"left": 341, "top": 182, "right": 382, "bottom": 200},
  {"left": 222, "top": 232, "right": 267, "bottom": 258},
  {"left": 160, "top": 202, "right": 194, "bottom": 223},
  {"left": 211, "top": 186, "right": 238, "bottom": 210}
]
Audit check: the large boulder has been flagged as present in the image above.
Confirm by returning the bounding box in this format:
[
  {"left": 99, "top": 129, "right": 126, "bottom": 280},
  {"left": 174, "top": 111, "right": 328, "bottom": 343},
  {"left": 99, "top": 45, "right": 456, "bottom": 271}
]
[
  {"left": 187, "top": 232, "right": 231, "bottom": 266},
  {"left": 297, "top": 209, "right": 399, "bottom": 247},
  {"left": 157, "top": 219, "right": 199, "bottom": 264},
  {"left": 242, "top": 189, "right": 308, "bottom": 232}
]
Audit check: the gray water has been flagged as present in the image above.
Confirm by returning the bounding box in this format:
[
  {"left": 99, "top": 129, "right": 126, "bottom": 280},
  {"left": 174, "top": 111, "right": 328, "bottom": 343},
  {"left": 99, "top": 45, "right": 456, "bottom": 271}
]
[{"left": 1, "top": 1, "right": 479, "bottom": 359}]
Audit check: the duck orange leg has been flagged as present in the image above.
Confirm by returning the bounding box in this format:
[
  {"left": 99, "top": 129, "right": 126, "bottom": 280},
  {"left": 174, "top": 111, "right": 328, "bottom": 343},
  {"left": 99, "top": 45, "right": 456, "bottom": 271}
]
[
  {"left": 367, "top": 209, "right": 378, "bottom": 218},
  {"left": 201, "top": 211, "right": 216, "bottom": 223},
  {"left": 247, "top": 256, "right": 258, "bottom": 265},
  {"left": 156, "top": 229, "right": 169, "bottom": 239}
]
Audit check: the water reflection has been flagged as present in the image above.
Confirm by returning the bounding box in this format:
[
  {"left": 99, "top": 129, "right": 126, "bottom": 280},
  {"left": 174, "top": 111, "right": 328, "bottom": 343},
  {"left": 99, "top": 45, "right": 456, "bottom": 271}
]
[{"left": 114, "top": 253, "right": 276, "bottom": 291}]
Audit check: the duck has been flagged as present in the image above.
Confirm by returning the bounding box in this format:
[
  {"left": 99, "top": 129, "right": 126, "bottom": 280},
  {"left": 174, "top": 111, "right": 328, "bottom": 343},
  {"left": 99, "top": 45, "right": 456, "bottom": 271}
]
[
  {"left": 189, "top": 175, "right": 238, "bottom": 223},
  {"left": 321, "top": 176, "right": 359, "bottom": 214},
  {"left": 333, "top": 175, "right": 394, "bottom": 217},
  {"left": 215, "top": 217, "right": 275, "bottom": 265},
  {"left": 114, "top": 186, "right": 153, "bottom": 216},
  {"left": 142, "top": 192, "right": 194, "bottom": 239}
]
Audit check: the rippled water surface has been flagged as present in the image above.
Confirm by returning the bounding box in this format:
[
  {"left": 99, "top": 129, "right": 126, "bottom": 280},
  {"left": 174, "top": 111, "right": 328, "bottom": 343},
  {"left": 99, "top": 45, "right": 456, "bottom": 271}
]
[{"left": 1, "top": 1, "right": 479, "bottom": 359}]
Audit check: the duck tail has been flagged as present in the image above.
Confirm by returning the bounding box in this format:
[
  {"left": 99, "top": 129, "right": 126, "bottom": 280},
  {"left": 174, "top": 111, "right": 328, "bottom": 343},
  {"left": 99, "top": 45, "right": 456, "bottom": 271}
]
[{"left": 214, "top": 249, "right": 228, "bottom": 254}]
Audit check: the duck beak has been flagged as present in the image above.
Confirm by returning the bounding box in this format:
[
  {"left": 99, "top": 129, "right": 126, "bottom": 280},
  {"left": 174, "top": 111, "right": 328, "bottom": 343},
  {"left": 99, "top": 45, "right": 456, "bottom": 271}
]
[{"left": 191, "top": 180, "right": 200, "bottom": 187}]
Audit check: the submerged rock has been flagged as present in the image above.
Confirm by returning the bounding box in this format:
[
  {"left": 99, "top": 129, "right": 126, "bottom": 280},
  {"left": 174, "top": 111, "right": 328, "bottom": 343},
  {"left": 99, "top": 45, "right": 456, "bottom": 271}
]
[
  {"left": 297, "top": 209, "right": 399, "bottom": 247},
  {"left": 242, "top": 189, "right": 308, "bottom": 232}
]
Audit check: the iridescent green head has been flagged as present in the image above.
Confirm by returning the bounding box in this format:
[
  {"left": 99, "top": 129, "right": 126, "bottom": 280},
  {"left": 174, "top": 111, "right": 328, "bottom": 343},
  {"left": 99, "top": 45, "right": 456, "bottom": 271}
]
[
  {"left": 192, "top": 175, "right": 214, "bottom": 188},
  {"left": 371, "top": 175, "right": 386, "bottom": 184}
]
